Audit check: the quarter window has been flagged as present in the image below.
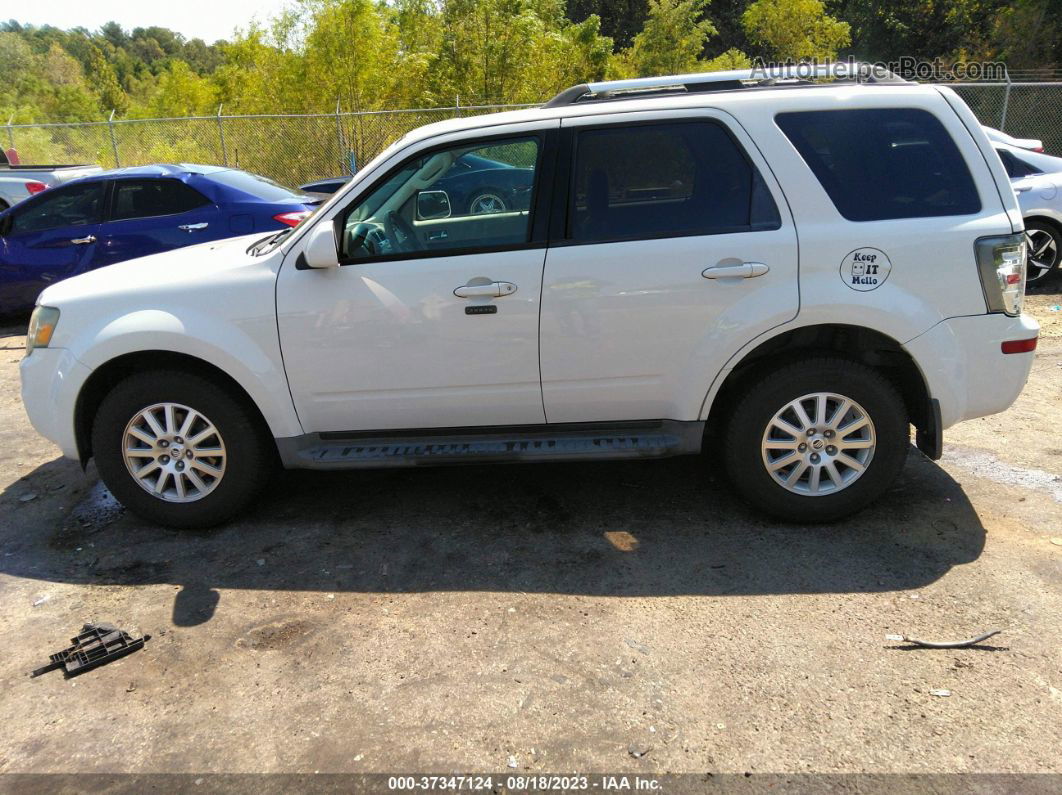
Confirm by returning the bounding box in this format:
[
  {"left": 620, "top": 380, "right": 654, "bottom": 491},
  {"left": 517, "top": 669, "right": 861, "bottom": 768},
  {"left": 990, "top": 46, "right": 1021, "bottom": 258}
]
[
  {"left": 337, "top": 137, "right": 540, "bottom": 262},
  {"left": 111, "top": 179, "right": 211, "bottom": 221},
  {"left": 9, "top": 181, "right": 104, "bottom": 234},
  {"left": 776, "top": 108, "right": 981, "bottom": 221},
  {"left": 567, "top": 121, "right": 780, "bottom": 244}
]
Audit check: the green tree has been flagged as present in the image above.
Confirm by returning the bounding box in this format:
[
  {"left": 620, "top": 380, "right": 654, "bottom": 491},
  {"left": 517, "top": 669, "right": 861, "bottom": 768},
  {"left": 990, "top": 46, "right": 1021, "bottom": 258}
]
[
  {"left": 834, "top": 0, "right": 1009, "bottom": 62},
  {"left": 989, "top": 0, "right": 1058, "bottom": 70},
  {"left": 86, "top": 43, "right": 128, "bottom": 113},
  {"left": 743, "top": 0, "right": 850, "bottom": 60},
  {"left": 566, "top": 0, "right": 648, "bottom": 49},
  {"left": 146, "top": 60, "right": 216, "bottom": 116},
  {"left": 625, "top": 0, "right": 717, "bottom": 76}
]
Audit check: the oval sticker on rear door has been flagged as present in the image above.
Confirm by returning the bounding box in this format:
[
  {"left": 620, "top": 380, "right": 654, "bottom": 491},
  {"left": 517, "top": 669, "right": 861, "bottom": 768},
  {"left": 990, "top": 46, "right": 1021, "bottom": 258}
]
[{"left": 840, "top": 248, "right": 891, "bottom": 291}]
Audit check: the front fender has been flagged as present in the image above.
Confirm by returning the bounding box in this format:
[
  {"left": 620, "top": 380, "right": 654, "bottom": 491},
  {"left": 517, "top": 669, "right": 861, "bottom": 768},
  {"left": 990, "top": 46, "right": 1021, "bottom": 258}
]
[{"left": 69, "top": 307, "right": 302, "bottom": 440}]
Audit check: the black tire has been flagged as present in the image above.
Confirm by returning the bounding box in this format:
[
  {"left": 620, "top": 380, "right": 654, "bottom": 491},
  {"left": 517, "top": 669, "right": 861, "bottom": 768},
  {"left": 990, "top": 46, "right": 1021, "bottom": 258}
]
[
  {"left": 92, "top": 370, "right": 275, "bottom": 529},
  {"left": 1024, "top": 219, "right": 1061, "bottom": 287},
  {"left": 722, "top": 357, "right": 908, "bottom": 523}
]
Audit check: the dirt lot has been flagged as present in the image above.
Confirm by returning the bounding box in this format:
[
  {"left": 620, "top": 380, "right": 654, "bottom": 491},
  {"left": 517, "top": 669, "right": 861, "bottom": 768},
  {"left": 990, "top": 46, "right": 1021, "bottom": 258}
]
[{"left": 0, "top": 294, "right": 1060, "bottom": 779}]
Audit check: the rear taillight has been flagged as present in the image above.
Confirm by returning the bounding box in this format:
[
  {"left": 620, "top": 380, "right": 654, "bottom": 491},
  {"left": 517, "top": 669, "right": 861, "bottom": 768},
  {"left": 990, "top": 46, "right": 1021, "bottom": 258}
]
[
  {"left": 1033, "top": 146, "right": 1044, "bottom": 153},
  {"left": 26, "top": 181, "right": 47, "bottom": 195},
  {"left": 273, "top": 211, "right": 311, "bottom": 227},
  {"left": 975, "top": 233, "right": 1025, "bottom": 316}
]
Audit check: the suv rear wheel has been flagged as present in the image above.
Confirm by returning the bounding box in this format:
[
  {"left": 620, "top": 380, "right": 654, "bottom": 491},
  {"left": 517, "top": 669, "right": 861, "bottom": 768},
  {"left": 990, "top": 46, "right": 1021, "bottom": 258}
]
[
  {"left": 92, "top": 370, "right": 274, "bottom": 529},
  {"left": 723, "top": 358, "right": 908, "bottom": 522}
]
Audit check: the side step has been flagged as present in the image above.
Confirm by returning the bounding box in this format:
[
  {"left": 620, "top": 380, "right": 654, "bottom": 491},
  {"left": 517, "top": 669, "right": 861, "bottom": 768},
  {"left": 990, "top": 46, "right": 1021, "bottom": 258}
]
[{"left": 281, "top": 420, "right": 704, "bottom": 470}]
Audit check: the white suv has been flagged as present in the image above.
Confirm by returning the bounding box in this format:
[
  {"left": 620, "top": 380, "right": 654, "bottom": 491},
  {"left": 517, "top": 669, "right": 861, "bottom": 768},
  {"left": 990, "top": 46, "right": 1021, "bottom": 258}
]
[{"left": 20, "top": 64, "right": 1039, "bottom": 529}]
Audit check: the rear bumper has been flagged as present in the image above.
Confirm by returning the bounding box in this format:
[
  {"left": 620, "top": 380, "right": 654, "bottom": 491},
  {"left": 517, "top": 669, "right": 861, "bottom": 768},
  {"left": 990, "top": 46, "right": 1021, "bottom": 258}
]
[
  {"left": 20, "top": 347, "right": 92, "bottom": 460},
  {"left": 905, "top": 313, "right": 1039, "bottom": 429}
]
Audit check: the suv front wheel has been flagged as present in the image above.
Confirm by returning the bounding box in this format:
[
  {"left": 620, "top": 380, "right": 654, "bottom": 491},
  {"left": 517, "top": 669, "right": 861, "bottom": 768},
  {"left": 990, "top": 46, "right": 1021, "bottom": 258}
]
[
  {"left": 723, "top": 358, "right": 908, "bottom": 522},
  {"left": 92, "top": 370, "right": 274, "bottom": 529}
]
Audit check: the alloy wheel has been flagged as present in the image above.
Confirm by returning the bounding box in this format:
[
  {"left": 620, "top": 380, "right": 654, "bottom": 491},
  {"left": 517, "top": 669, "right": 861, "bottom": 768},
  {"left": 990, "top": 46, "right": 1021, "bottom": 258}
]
[
  {"left": 122, "top": 402, "right": 227, "bottom": 503},
  {"left": 469, "top": 193, "right": 506, "bottom": 215},
  {"left": 1026, "top": 228, "right": 1059, "bottom": 283},
  {"left": 761, "top": 392, "right": 876, "bottom": 496}
]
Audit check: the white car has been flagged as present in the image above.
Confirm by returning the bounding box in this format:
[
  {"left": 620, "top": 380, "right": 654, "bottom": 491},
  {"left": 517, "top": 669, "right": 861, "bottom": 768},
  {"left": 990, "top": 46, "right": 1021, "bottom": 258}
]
[
  {"left": 994, "top": 142, "right": 1062, "bottom": 283},
  {"left": 0, "top": 176, "right": 50, "bottom": 210},
  {"left": 0, "top": 151, "right": 102, "bottom": 210},
  {"left": 20, "top": 64, "right": 1039, "bottom": 528},
  {"left": 983, "top": 125, "right": 1044, "bottom": 152}
]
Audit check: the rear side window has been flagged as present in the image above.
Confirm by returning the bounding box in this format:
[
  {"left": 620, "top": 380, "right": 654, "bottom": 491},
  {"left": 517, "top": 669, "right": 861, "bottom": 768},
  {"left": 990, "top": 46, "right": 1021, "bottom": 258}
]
[
  {"left": 111, "top": 179, "right": 211, "bottom": 221},
  {"left": 567, "top": 121, "right": 780, "bottom": 244},
  {"left": 776, "top": 109, "right": 981, "bottom": 221},
  {"left": 209, "top": 169, "right": 308, "bottom": 202}
]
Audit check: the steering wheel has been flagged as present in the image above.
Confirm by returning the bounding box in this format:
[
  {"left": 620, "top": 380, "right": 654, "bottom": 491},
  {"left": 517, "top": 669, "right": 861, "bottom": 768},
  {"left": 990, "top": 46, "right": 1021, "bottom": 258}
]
[{"left": 386, "top": 211, "right": 421, "bottom": 253}]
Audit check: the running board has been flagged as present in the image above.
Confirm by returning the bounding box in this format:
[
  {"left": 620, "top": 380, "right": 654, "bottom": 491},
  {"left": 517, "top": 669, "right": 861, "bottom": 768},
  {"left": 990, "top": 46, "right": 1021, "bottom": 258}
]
[{"left": 277, "top": 420, "right": 704, "bottom": 470}]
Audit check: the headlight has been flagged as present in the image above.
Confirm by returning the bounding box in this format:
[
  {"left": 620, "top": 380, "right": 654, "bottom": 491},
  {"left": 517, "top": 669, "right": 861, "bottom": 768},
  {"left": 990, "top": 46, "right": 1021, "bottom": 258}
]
[{"left": 26, "top": 306, "right": 60, "bottom": 355}]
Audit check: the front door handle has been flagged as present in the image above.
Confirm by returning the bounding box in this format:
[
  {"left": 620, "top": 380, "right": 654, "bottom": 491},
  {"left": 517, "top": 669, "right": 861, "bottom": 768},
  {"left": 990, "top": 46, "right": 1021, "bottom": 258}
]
[
  {"left": 702, "top": 262, "right": 769, "bottom": 279},
  {"left": 70, "top": 235, "right": 96, "bottom": 245},
  {"left": 179, "top": 222, "right": 209, "bottom": 232},
  {"left": 453, "top": 281, "right": 518, "bottom": 298}
]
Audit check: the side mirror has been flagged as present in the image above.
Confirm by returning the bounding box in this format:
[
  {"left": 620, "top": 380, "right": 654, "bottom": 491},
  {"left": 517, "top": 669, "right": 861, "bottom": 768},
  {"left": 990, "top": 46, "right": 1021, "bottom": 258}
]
[
  {"left": 417, "top": 190, "right": 452, "bottom": 220},
  {"left": 302, "top": 221, "right": 340, "bottom": 269}
]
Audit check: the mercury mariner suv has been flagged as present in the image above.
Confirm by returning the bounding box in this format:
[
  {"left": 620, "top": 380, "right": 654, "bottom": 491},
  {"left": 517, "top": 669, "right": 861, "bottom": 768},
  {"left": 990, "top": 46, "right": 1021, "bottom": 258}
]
[{"left": 20, "top": 63, "right": 1039, "bottom": 528}]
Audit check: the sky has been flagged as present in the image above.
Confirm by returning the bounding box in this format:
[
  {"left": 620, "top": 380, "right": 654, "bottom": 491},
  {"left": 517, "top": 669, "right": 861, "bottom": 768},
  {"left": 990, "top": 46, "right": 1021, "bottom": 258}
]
[{"left": 9, "top": 0, "right": 298, "bottom": 43}]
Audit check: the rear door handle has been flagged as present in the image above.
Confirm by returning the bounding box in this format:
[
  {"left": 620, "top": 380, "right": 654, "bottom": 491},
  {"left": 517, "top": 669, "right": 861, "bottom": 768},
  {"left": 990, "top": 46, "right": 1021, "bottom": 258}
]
[
  {"left": 454, "top": 281, "right": 518, "bottom": 298},
  {"left": 702, "top": 262, "right": 769, "bottom": 279},
  {"left": 70, "top": 235, "right": 96, "bottom": 245},
  {"left": 179, "top": 222, "right": 209, "bottom": 231}
]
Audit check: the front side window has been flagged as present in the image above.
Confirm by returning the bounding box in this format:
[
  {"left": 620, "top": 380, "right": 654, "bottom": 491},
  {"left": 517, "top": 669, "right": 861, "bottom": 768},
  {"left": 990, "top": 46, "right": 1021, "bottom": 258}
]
[
  {"left": 567, "top": 121, "right": 780, "bottom": 244},
  {"left": 776, "top": 108, "right": 981, "bottom": 221},
  {"left": 111, "top": 179, "right": 211, "bottom": 221},
  {"left": 10, "top": 181, "right": 104, "bottom": 234},
  {"left": 337, "top": 137, "right": 539, "bottom": 262}
]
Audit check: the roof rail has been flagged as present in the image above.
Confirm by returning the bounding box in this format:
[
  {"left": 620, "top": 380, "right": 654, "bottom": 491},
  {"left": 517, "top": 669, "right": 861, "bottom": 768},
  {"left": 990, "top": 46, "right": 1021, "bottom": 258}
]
[{"left": 543, "top": 62, "right": 908, "bottom": 107}]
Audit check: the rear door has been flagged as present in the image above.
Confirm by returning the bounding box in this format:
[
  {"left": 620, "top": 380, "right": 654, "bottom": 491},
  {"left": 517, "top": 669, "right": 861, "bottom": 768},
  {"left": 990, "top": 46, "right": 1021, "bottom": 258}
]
[
  {"left": 95, "top": 178, "right": 217, "bottom": 266},
  {"left": 539, "top": 110, "right": 799, "bottom": 423},
  {"left": 0, "top": 180, "right": 104, "bottom": 312}
]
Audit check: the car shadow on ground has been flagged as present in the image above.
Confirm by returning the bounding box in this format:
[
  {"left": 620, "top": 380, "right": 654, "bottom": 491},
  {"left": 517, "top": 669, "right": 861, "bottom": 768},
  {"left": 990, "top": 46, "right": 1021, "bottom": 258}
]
[{"left": 0, "top": 449, "right": 984, "bottom": 626}]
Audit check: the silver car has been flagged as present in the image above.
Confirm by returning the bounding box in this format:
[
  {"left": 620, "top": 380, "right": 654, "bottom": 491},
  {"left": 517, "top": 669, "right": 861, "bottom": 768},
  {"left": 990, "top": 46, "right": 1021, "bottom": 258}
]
[{"left": 995, "top": 142, "right": 1062, "bottom": 284}]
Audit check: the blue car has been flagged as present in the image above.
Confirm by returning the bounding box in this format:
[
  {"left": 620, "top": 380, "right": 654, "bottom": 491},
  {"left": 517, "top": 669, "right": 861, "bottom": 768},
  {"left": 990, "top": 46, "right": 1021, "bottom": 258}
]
[{"left": 0, "top": 164, "right": 317, "bottom": 315}]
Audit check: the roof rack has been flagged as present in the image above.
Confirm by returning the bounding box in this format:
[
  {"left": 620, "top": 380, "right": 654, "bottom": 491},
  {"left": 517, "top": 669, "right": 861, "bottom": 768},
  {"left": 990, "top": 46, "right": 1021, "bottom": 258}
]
[{"left": 543, "top": 62, "right": 909, "bottom": 107}]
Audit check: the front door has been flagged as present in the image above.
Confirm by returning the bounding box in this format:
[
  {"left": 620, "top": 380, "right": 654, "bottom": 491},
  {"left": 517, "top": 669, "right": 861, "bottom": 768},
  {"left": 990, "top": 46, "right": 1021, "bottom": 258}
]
[
  {"left": 539, "top": 112, "right": 799, "bottom": 423},
  {"left": 277, "top": 126, "right": 556, "bottom": 433},
  {"left": 0, "top": 180, "right": 104, "bottom": 312}
]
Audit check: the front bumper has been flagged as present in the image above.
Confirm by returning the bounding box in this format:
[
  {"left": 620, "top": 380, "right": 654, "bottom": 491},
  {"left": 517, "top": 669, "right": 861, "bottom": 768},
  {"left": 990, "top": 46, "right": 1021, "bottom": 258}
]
[
  {"left": 20, "top": 348, "right": 93, "bottom": 460},
  {"left": 905, "top": 312, "right": 1039, "bottom": 429}
]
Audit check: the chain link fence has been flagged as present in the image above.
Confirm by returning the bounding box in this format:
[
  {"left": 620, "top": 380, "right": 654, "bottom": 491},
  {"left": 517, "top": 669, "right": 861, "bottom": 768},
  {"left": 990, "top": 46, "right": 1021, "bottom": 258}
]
[
  {"left": 946, "top": 82, "right": 1062, "bottom": 153},
  {"left": 2, "top": 105, "right": 534, "bottom": 188},
  {"left": 3, "top": 83, "right": 1060, "bottom": 189}
]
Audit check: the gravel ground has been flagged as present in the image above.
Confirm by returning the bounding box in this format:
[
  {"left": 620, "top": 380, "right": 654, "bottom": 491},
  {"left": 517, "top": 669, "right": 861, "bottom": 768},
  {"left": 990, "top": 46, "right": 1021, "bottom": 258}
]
[{"left": 0, "top": 294, "right": 1059, "bottom": 778}]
